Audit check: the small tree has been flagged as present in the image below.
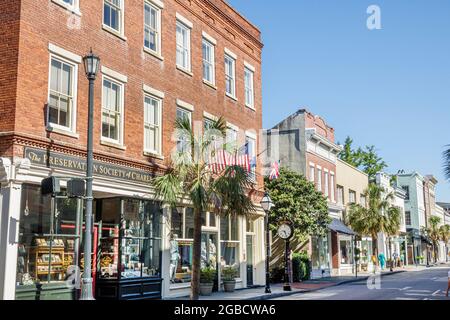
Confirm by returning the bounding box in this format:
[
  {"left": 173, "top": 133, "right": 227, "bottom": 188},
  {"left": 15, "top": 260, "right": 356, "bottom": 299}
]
[
  {"left": 425, "top": 216, "right": 441, "bottom": 263},
  {"left": 264, "top": 168, "right": 330, "bottom": 238},
  {"left": 152, "top": 116, "right": 255, "bottom": 300},
  {"left": 346, "top": 183, "right": 401, "bottom": 262},
  {"left": 439, "top": 225, "right": 450, "bottom": 262}
]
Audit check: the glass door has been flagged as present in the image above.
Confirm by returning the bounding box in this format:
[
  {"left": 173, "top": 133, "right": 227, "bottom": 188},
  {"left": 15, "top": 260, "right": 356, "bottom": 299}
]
[{"left": 246, "top": 235, "right": 254, "bottom": 286}]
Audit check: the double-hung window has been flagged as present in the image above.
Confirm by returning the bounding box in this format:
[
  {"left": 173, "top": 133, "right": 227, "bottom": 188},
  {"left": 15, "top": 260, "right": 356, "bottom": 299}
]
[
  {"left": 144, "top": 1, "right": 162, "bottom": 55},
  {"left": 48, "top": 57, "right": 76, "bottom": 131},
  {"left": 309, "top": 165, "right": 315, "bottom": 183},
  {"left": 330, "top": 173, "right": 335, "bottom": 202},
  {"left": 226, "top": 126, "right": 238, "bottom": 152},
  {"left": 245, "top": 135, "right": 257, "bottom": 181},
  {"left": 176, "top": 20, "right": 191, "bottom": 71},
  {"left": 102, "top": 78, "right": 123, "bottom": 144},
  {"left": 244, "top": 66, "right": 254, "bottom": 108},
  {"left": 224, "top": 53, "right": 236, "bottom": 98},
  {"left": 202, "top": 38, "right": 215, "bottom": 85},
  {"left": 349, "top": 190, "right": 356, "bottom": 204},
  {"left": 324, "top": 171, "right": 329, "bottom": 198},
  {"left": 144, "top": 95, "right": 162, "bottom": 155},
  {"left": 317, "top": 168, "right": 322, "bottom": 192},
  {"left": 176, "top": 107, "right": 192, "bottom": 153},
  {"left": 52, "top": 0, "right": 80, "bottom": 13},
  {"left": 104, "top": 0, "right": 123, "bottom": 35}
]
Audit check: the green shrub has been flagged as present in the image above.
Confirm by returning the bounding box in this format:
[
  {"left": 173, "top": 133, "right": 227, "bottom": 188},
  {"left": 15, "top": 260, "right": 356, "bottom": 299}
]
[
  {"left": 200, "top": 267, "right": 216, "bottom": 283},
  {"left": 270, "top": 266, "right": 285, "bottom": 283},
  {"left": 222, "top": 266, "right": 238, "bottom": 281},
  {"left": 292, "top": 251, "right": 311, "bottom": 282}
]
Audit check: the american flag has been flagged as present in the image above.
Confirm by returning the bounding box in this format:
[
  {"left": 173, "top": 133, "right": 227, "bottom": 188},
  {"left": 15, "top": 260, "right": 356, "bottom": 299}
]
[
  {"left": 269, "top": 160, "right": 280, "bottom": 180},
  {"left": 209, "top": 149, "right": 250, "bottom": 174}
]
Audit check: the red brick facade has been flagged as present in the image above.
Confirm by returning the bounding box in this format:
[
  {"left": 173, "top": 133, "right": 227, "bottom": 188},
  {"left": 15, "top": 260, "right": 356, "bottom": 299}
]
[{"left": 0, "top": 0, "right": 263, "bottom": 190}]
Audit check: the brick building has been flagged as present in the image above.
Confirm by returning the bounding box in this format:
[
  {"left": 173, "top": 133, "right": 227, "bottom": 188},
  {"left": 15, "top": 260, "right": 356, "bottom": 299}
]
[
  {"left": 265, "top": 109, "right": 351, "bottom": 279},
  {"left": 0, "top": 0, "right": 265, "bottom": 300}
]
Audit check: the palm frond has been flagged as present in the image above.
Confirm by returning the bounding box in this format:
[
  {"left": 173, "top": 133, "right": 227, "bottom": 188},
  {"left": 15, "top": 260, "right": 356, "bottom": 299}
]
[
  {"left": 152, "top": 169, "right": 183, "bottom": 208},
  {"left": 444, "top": 146, "right": 450, "bottom": 181}
]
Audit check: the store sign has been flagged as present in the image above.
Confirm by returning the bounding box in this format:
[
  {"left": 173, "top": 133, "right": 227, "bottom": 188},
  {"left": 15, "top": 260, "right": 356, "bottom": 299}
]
[{"left": 24, "top": 147, "right": 154, "bottom": 184}]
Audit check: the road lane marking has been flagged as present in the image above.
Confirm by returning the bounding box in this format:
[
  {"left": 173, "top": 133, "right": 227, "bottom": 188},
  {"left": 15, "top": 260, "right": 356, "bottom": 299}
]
[
  {"left": 408, "top": 290, "right": 431, "bottom": 293},
  {"left": 401, "top": 287, "right": 412, "bottom": 291}
]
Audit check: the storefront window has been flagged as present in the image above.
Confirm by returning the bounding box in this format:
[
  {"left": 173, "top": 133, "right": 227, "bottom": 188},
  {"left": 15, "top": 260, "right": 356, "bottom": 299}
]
[
  {"left": 360, "top": 239, "right": 373, "bottom": 265},
  {"left": 16, "top": 184, "right": 81, "bottom": 288},
  {"left": 340, "top": 238, "right": 354, "bottom": 265},
  {"left": 311, "top": 236, "right": 330, "bottom": 270},
  {"left": 97, "top": 198, "right": 162, "bottom": 280},
  {"left": 220, "top": 215, "right": 240, "bottom": 273}
]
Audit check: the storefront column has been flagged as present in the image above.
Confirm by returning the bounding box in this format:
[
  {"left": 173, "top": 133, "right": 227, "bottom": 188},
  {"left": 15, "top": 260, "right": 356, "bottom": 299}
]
[
  {"left": 161, "top": 205, "right": 171, "bottom": 298},
  {"left": 0, "top": 181, "right": 22, "bottom": 300}
]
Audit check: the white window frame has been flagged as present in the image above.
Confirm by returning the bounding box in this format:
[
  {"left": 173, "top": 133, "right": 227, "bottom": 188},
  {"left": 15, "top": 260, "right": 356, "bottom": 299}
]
[
  {"left": 330, "top": 172, "right": 335, "bottom": 202},
  {"left": 103, "top": 0, "right": 126, "bottom": 38},
  {"left": 244, "top": 63, "right": 255, "bottom": 109},
  {"left": 309, "top": 163, "right": 315, "bottom": 183},
  {"left": 143, "top": 93, "right": 163, "bottom": 156},
  {"left": 202, "top": 37, "right": 216, "bottom": 86},
  {"left": 51, "top": 0, "right": 81, "bottom": 15},
  {"left": 324, "top": 170, "right": 329, "bottom": 198},
  {"left": 317, "top": 167, "right": 322, "bottom": 193},
  {"left": 245, "top": 133, "right": 257, "bottom": 181},
  {"left": 47, "top": 49, "right": 80, "bottom": 136},
  {"left": 101, "top": 74, "right": 125, "bottom": 147},
  {"left": 176, "top": 106, "right": 192, "bottom": 153},
  {"left": 224, "top": 51, "right": 236, "bottom": 99},
  {"left": 143, "top": 0, "right": 163, "bottom": 57},
  {"left": 176, "top": 16, "right": 192, "bottom": 72}
]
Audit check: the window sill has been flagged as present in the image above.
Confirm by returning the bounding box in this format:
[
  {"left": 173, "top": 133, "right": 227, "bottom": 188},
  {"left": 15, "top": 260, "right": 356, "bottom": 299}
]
[
  {"left": 51, "top": 0, "right": 82, "bottom": 16},
  {"left": 143, "top": 151, "right": 164, "bottom": 160},
  {"left": 225, "top": 93, "right": 238, "bottom": 102},
  {"left": 143, "top": 47, "right": 164, "bottom": 61},
  {"left": 176, "top": 65, "right": 193, "bottom": 77},
  {"left": 100, "top": 139, "right": 127, "bottom": 150},
  {"left": 102, "top": 25, "right": 127, "bottom": 41},
  {"left": 46, "top": 126, "right": 79, "bottom": 139},
  {"left": 245, "top": 104, "right": 256, "bottom": 111},
  {"left": 203, "top": 80, "right": 217, "bottom": 90}
]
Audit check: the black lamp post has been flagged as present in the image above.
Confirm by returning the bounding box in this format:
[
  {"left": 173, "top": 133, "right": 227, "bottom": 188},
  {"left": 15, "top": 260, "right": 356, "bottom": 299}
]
[
  {"left": 260, "top": 192, "right": 274, "bottom": 294},
  {"left": 80, "top": 50, "right": 100, "bottom": 300}
]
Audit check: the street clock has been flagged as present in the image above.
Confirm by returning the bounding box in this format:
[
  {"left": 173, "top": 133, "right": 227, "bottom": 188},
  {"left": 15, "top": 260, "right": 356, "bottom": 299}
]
[{"left": 277, "top": 223, "right": 293, "bottom": 240}]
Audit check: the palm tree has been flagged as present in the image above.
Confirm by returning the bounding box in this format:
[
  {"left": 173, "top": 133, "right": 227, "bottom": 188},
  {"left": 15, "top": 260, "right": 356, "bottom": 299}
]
[
  {"left": 152, "top": 116, "right": 255, "bottom": 300},
  {"left": 347, "top": 183, "right": 401, "bottom": 267},
  {"left": 384, "top": 205, "right": 402, "bottom": 270},
  {"left": 439, "top": 224, "right": 450, "bottom": 262},
  {"left": 425, "top": 216, "right": 442, "bottom": 263},
  {"left": 444, "top": 146, "right": 450, "bottom": 181}
]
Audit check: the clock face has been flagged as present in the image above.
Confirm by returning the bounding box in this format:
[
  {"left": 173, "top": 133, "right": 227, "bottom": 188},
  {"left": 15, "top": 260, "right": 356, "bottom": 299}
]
[{"left": 277, "top": 224, "right": 293, "bottom": 240}]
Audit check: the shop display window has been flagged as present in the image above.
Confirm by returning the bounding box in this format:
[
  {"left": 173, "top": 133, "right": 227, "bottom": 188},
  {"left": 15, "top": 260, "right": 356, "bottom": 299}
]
[
  {"left": 311, "top": 236, "right": 330, "bottom": 270},
  {"left": 220, "top": 215, "right": 240, "bottom": 273},
  {"left": 96, "top": 198, "right": 162, "bottom": 281},
  {"left": 340, "top": 238, "right": 354, "bottom": 265},
  {"left": 16, "top": 184, "right": 81, "bottom": 288},
  {"left": 169, "top": 207, "right": 219, "bottom": 285}
]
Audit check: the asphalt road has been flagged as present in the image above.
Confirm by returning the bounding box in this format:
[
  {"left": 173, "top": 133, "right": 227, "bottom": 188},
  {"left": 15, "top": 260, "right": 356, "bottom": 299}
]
[{"left": 272, "top": 266, "right": 450, "bottom": 300}]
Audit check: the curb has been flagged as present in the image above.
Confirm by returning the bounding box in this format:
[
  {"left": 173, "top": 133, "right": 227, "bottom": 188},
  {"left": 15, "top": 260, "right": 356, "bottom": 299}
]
[{"left": 248, "top": 270, "right": 407, "bottom": 301}]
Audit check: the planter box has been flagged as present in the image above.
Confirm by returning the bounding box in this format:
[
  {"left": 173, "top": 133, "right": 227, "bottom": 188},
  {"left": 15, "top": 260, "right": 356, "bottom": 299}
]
[
  {"left": 199, "top": 283, "right": 214, "bottom": 296},
  {"left": 223, "top": 280, "right": 236, "bottom": 293}
]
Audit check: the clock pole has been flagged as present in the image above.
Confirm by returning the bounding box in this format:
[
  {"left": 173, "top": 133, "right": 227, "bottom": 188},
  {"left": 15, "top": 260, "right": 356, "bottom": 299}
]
[{"left": 283, "top": 238, "right": 292, "bottom": 291}]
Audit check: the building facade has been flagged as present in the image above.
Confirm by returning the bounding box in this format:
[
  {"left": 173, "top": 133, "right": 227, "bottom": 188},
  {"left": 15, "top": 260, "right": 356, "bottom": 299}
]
[
  {"left": 0, "top": 0, "right": 266, "bottom": 300},
  {"left": 397, "top": 172, "right": 427, "bottom": 265},
  {"left": 375, "top": 172, "right": 407, "bottom": 267},
  {"left": 266, "top": 109, "right": 348, "bottom": 279},
  {"left": 336, "top": 159, "right": 370, "bottom": 274}
]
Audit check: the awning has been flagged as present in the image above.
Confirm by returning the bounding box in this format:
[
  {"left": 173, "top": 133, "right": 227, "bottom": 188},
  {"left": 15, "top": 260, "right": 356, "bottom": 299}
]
[{"left": 328, "top": 218, "right": 357, "bottom": 236}]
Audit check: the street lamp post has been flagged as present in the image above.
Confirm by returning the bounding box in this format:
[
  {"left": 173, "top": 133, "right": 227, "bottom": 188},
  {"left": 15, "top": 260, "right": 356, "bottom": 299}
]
[
  {"left": 260, "top": 192, "right": 274, "bottom": 294},
  {"left": 80, "top": 50, "right": 100, "bottom": 300}
]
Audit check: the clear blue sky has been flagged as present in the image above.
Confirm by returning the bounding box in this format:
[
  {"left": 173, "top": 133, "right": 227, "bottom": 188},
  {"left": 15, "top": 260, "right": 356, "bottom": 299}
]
[{"left": 228, "top": 0, "right": 450, "bottom": 202}]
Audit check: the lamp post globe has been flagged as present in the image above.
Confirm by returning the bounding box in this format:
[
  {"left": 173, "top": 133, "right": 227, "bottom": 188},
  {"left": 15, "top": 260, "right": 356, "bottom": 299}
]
[
  {"left": 261, "top": 192, "right": 274, "bottom": 294},
  {"left": 260, "top": 192, "right": 274, "bottom": 213},
  {"left": 83, "top": 49, "right": 100, "bottom": 80},
  {"left": 80, "top": 49, "right": 100, "bottom": 300}
]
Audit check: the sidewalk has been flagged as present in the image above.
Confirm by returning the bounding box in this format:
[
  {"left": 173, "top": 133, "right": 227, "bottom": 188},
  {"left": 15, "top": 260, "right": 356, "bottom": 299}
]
[{"left": 190, "top": 264, "right": 444, "bottom": 300}]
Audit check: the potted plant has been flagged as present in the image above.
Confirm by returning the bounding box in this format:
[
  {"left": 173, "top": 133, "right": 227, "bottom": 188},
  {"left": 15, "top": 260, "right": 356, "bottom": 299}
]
[
  {"left": 199, "top": 267, "right": 215, "bottom": 296},
  {"left": 222, "top": 266, "right": 238, "bottom": 292}
]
